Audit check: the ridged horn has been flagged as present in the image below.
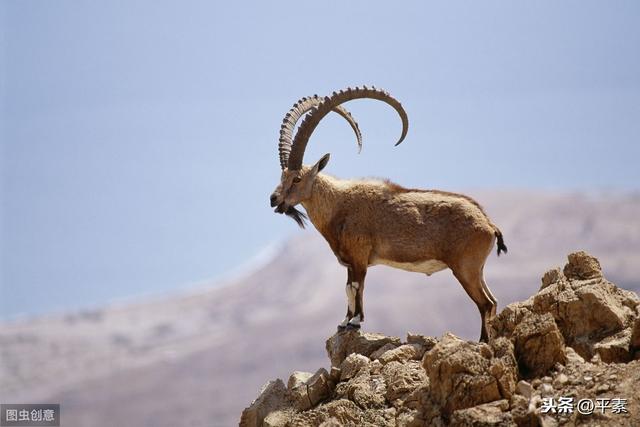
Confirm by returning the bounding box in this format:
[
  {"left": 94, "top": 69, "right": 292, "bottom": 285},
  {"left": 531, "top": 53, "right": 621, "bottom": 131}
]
[
  {"left": 278, "top": 95, "right": 362, "bottom": 170},
  {"left": 287, "top": 86, "right": 408, "bottom": 171}
]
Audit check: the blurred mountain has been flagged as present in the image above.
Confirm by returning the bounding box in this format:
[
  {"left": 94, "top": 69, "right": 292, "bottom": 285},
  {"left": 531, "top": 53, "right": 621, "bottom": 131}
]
[{"left": 1, "top": 191, "right": 639, "bottom": 427}]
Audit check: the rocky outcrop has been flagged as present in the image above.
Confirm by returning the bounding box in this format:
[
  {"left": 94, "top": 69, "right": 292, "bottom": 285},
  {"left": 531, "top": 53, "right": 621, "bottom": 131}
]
[{"left": 240, "top": 252, "right": 640, "bottom": 426}]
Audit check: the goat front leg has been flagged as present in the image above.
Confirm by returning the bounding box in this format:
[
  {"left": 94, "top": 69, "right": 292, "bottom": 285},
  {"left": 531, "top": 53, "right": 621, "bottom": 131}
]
[
  {"left": 337, "top": 268, "right": 354, "bottom": 331},
  {"left": 344, "top": 265, "right": 367, "bottom": 330}
]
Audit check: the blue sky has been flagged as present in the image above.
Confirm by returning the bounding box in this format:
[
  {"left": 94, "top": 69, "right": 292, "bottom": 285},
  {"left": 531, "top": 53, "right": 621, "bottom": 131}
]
[{"left": 2, "top": 1, "right": 639, "bottom": 318}]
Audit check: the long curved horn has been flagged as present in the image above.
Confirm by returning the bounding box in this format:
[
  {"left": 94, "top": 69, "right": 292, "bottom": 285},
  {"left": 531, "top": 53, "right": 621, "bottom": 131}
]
[
  {"left": 287, "top": 86, "right": 408, "bottom": 171},
  {"left": 278, "top": 95, "right": 362, "bottom": 170}
]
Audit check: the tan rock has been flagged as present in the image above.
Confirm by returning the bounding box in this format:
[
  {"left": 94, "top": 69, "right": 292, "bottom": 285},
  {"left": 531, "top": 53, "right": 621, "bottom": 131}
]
[
  {"left": 563, "top": 251, "right": 602, "bottom": 280},
  {"left": 541, "top": 267, "right": 564, "bottom": 290},
  {"left": 289, "top": 368, "right": 332, "bottom": 411},
  {"left": 369, "top": 342, "right": 397, "bottom": 360},
  {"left": 407, "top": 333, "right": 438, "bottom": 351},
  {"left": 516, "top": 380, "right": 533, "bottom": 399},
  {"left": 490, "top": 337, "right": 518, "bottom": 399},
  {"left": 318, "top": 418, "right": 342, "bottom": 427},
  {"left": 240, "top": 379, "right": 291, "bottom": 427},
  {"left": 334, "top": 370, "right": 386, "bottom": 410},
  {"left": 449, "top": 400, "right": 512, "bottom": 427},
  {"left": 339, "top": 353, "right": 370, "bottom": 381},
  {"left": 378, "top": 343, "right": 424, "bottom": 365},
  {"left": 593, "top": 329, "right": 632, "bottom": 363},
  {"left": 489, "top": 301, "right": 534, "bottom": 340},
  {"left": 288, "top": 399, "right": 362, "bottom": 427},
  {"left": 533, "top": 268, "right": 638, "bottom": 359},
  {"left": 423, "top": 333, "right": 505, "bottom": 416},
  {"left": 512, "top": 312, "right": 565, "bottom": 378},
  {"left": 326, "top": 330, "right": 401, "bottom": 367},
  {"left": 564, "top": 346, "right": 585, "bottom": 365},
  {"left": 381, "top": 360, "right": 427, "bottom": 402},
  {"left": 287, "top": 371, "right": 313, "bottom": 390},
  {"left": 308, "top": 368, "right": 332, "bottom": 406},
  {"left": 263, "top": 409, "right": 295, "bottom": 427}
]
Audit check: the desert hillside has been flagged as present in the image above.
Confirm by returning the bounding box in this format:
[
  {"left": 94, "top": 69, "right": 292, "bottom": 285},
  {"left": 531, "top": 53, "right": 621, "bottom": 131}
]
[
  {"left": 1, "top": 191, "right": 639, "bottom": 427},
  {"left": 241, "top": 251, "right": 640, "bottom": 426}
]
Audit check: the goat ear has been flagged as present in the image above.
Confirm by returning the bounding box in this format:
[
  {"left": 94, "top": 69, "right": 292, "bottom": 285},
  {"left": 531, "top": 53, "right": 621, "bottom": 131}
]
[{"left": 313, "top": 153, "right": 330, "bottom": 173}]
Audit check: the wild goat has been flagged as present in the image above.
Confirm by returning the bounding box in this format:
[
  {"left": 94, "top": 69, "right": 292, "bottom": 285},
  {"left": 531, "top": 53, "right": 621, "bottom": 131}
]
[{"left": 270, "top": 86, "right": 507, "bottom": 342}]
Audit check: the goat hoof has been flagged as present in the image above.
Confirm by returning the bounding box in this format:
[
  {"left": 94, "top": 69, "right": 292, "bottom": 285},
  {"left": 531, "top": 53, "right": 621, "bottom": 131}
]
[
  {"left": 345, "top": 323, "right": 361, "bottom": 331},
  {"left": 337, "top": 324, "right": 347, "bottom": 332}
]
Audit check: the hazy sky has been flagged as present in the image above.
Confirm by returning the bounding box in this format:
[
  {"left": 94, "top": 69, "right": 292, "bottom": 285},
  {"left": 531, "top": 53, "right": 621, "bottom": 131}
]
[{"left": 2, "top": 1, "right": 639, "bottom": 318}]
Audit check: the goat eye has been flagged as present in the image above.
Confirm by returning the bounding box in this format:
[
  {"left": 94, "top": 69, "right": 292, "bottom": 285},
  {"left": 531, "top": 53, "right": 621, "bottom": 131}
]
[{"left": 293, "top": 176, "right": 302, "bottom": 184}]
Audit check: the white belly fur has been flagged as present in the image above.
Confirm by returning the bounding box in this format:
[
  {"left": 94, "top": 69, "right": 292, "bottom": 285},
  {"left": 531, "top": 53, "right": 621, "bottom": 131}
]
[{"left": 371, "top": 258, "right": 448, "bottom": 276}]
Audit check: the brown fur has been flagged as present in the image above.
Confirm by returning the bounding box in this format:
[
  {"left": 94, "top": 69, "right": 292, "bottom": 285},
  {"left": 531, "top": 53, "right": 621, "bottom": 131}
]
[{"left": 271, "top": 158, "right": 505, "bottom": 341}]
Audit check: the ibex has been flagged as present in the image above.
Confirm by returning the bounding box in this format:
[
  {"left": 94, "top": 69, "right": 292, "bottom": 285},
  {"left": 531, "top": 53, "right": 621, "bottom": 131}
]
[{"left": 270, "top": 86, "right": 507, "bottom": 342}]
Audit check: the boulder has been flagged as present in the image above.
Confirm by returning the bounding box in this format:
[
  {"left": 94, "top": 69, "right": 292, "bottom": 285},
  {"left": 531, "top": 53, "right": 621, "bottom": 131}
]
[
  {"left": 449, "top": 400, "right": 512, "bottom": 427},
  {"left": 289, "top": 368, "right": 332, "bottom": 411},
  {"left": 533, "top": 253, "right": 638, "bottom": 357},
  {"left": 240, "top": 379, "right": 291, "bottom": 427},
  {"left": 593, "top": 329, "right": 633, "bottom": 363},
  {"left": 378, "top": 343, "right": 425, "bottom": 365},
  {"left": 489, "top": 337, "right": 518, "bottom": 399},
  {"left": 287, "top": 371, "right": 313, "bottom": 390},
  {"left": 334, "top": 370, "right": 387, "bottom": 410},
  {"left": 562, "top": 251, "right": 602, "bottom": 280},
  {"left": 381, "top": 360, "right": 427, "bottom": 402},
  {"left": 326, "top": 330, "right": 401, "bottom": 367},
  {"left": 369, "top": 343, "right": 398, "bottom": 360},
  {"left": 406, "top": 333, "right": 438, "bottom": 351},
  {"left": 339, "top": 353, "right": 370, "bottom": 381},
  {"left": 423, "top": 333, "right": 513, "bottom": 416},
  {"left": 512, "top": 312, "right": 566, "bottom": 377}
]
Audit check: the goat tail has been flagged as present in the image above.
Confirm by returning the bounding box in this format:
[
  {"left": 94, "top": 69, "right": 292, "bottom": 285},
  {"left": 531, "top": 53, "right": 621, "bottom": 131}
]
[{"left": 494, "top": 228, "right": 508, "bottom": 256}]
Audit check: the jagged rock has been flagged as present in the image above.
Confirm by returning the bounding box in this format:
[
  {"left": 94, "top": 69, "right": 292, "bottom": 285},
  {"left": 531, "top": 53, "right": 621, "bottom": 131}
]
[
  {"left": 339, "top": 354, "right": 370, "bottom": 381},
  {"left": 326, "top": 330, "right": 401, "bottom": 367},
  {"left": 242, "top": 252, "right": 640, "bottom": 427},
  {"left": 489, "top": 301, "right": 533, "bottom": 340},
  {"left": 329, "top": 367, "right": 341, "bottom": 382},
  {"left": 369, "top": 342, "right": 398, "bottom": 360},
  {"left": 512, "top": 312, "right": 566, "bottom": 377},
  {"left": 449, "top": 400, "right": 511, "bottom": 427},
  {"left": 563, "top": 346, "right": 585, "bottom": 365},
  {"left": 490, "top": 337, "right": 518, "bottom": 399},
  {"left": 288, "top": 371, "right": 313, "bottom": 390},
  {"left": 563, "top": 251, "right": 602, "bottom": 280},
  {"left": 318, "top": 418, "right": 342, "bottom": 427},
  {"left": 516, "top": 380, "right": 532, "bottom": 399},
  {"left": 288, "top": 399, "right": 363, "bottom": 426},
  {"left": 334, "top": 369, "right": 386, "bottom": 410},
  {"left": 379, "top": 343, "right": 424, "bottom": 365},
  {"left": 540, "top": 268, "right": 564, "bottom": 290},
  {"left": 407, "top": 333, "right": 438, "bottom": 351},
  {"left": 533, "top": 277, "right": 635, "bottom": 352},
  {"left": 263, "top": 409, "right": 295, "bottom": 427},
  {"left": 308, "top": 369, "right": 332, "bottom": 406},
  {"left": 240, "top": 379, "right": 291, "bottom": 427},
  {"left": 381, "top": 360, "right": 427, "bottom": 402},
  {"left": 290, "top": 368, "right": 332, "bottom": 411},
  {"left": 593, "top": 329, "right": 633, "bottom": 363},
  {"left": 509, "top": 394, "right": 536, "bottom": 427},
  {"left": 491, "top": 251, "right": 639, "bottom": 364},
  {"left": 423, "top": 333, "right": 510, "bottom": 416}
]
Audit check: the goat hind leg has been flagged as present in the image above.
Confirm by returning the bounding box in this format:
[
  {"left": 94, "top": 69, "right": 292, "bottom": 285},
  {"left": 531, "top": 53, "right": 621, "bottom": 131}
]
[{"left": 452, "top": 267, "right": 496, "bottom": 343}]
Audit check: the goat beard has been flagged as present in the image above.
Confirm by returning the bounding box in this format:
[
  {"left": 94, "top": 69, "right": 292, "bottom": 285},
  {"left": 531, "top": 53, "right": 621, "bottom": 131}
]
[{"left": 285, "top": 206, "right": 307, "bottom": 228}]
